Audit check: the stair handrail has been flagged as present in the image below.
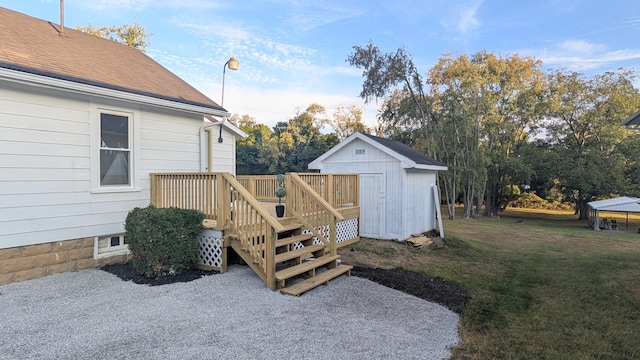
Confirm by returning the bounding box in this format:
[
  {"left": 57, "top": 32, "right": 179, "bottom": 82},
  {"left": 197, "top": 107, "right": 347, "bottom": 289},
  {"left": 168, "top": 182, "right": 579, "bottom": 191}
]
[
  {"left": 288, "top": 173, "right": 345, "bottom": 256},
  {"left": 221, "top": 173, "right": 284, "bottom": 289},
  {"left": 290, "top": 173, "right": 345, "bottom": 221},
  {"left": 220, "top": 173, "right": 285, "bottom": 232}
]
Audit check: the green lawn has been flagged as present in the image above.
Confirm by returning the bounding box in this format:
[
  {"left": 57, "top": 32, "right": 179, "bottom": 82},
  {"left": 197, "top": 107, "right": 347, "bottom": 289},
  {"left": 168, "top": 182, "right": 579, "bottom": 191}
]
[{"left": 340, "top": 208, "right": 640, "bottom": 359}]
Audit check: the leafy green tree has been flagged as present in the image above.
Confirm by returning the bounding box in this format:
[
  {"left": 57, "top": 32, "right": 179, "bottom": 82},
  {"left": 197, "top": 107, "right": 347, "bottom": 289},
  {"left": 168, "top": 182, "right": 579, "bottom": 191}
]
[
  {"left": 76, "top": 23, "right": 151, "bottom": 52},
  {"left": 274, "top": 104, "right": 338, "bottom": 172},
  {"left": 331, "top": 105, "right": 370, "bottom": 140},
  {"left": 232, "top": 114, "right": 280, "bottom": 175},
  {"left": 428, "top": 51, "right": 546, "bottom": 217},
  {"left": 545, "top": 69, "right": 640, "bottom": 218}
]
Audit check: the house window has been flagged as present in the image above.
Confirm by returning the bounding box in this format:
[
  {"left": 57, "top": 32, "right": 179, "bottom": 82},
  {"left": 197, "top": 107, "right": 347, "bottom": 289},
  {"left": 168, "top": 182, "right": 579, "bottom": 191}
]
[
  {"left": 94, "top": 234, "right": 128, "bottom": 258},
  {"left": 355, "top": 149, "right": 365, "bottom": 155},
  {"left": 100, "top": 113, "right": 131, "bottom": 186}
]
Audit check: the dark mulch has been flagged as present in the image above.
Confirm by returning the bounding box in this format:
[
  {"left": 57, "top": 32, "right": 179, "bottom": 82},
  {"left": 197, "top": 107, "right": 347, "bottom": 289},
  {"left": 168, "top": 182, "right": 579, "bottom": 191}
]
[
  {"left": 101, "top": 263, "right": 468, "bottom": 314},
  {"left": 101, "top": 263, "right": 218, "bottom": 286},
  {"left": 351, "top": 266, "right": 468, "bottom": 314}
]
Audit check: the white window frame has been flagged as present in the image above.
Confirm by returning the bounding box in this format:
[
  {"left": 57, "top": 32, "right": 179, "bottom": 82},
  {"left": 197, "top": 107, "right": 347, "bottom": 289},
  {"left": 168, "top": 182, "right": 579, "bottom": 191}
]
[
  {"left": 90, "top": 105, "right": 141, "bottom": 193},
  {"left": 94, "top": 234, "right": 129, "bottom": 259}
]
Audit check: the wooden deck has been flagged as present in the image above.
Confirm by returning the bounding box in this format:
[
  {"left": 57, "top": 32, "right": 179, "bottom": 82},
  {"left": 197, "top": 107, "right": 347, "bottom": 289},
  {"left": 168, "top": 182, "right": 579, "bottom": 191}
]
[{"left": 150, "top": 172, "right": 360, "bottom": 295}]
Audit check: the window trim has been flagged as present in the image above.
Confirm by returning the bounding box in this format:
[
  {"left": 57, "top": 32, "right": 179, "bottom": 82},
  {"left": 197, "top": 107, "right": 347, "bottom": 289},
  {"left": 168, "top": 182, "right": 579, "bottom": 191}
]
[{"left": 90, "top": 105, "right": 141, "bottom": 193}]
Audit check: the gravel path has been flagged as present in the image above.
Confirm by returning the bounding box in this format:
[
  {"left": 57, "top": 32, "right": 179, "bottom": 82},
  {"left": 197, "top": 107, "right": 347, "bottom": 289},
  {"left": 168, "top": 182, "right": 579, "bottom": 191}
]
[{"left": 0, "top": 266, "right": 459, "bottom": 359}]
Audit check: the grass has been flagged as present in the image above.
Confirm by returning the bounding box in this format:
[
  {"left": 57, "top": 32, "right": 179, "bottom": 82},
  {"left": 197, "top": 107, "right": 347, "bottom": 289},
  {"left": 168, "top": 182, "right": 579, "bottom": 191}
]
[{"left": 339, "top": 208, "right": 640, "bottom": 359}]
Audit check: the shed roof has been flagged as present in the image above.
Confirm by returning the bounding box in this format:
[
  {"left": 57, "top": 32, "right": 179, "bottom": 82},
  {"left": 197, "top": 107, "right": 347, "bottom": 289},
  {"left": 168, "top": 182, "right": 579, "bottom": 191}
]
[
  {"left": 308, "top": 132, "right": 448, "bottom": 171},
  {"left": 588, "top": 196, "right": 640, "bottom": 212},
  {"left": 622, "top": 109, "right": 640, "bottom": 127},
  {"left": 0, "top": 7, "right": 224, "bottom": 116}
]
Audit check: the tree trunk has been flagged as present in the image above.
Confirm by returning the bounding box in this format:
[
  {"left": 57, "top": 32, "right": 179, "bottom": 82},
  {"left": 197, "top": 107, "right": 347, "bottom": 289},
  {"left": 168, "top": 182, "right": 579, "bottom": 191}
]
[{"left": 576, "top": 197, "right": 592, "bottom": 220}]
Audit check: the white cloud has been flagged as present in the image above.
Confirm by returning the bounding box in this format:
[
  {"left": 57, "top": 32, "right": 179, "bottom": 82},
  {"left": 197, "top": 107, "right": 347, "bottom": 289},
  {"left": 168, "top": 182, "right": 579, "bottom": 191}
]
[
  {"left": 277, "top": 2, "right": 365, "bottom": 33},
  {"left": 539, "top": 48, "right": 640, "bottom": 71},
  {"left": 457, "top": 0, "right": 483, "bottom": 35},
  {"left": 557, "top": 39, "right": 605, "bottom": 55}
]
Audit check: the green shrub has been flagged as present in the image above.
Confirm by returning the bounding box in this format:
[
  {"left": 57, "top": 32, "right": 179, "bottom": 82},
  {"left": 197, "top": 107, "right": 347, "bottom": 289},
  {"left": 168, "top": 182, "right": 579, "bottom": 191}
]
[{"left": 124, "top": 205, "right": 204, "bottom": 278}]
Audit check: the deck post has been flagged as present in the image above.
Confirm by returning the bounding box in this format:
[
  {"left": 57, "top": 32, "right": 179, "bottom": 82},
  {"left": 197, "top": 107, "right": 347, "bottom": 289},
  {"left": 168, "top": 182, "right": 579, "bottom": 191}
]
[
  {"left": 265, "top": 227, "right": 277, "bottom": 290},
  {"left": 216, "top": 174, "right": 229, "bottom": 229},
  {"left": 285, "top": 173, "right": 292, "bottom": 217},
  {"left": 329, "top": 215, "right": 337, "bottom": 256},
  {"left": 150, "top": 174, "right": 158, "bottom": 206}
]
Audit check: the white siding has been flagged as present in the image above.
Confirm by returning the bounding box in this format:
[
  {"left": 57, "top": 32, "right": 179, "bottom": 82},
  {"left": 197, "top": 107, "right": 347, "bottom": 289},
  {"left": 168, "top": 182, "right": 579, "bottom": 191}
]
[
  {"left": 0, "top": 83, "right": 206, "bottom": 249},
  {"left": 318, "top": 139, "right": 404, "bottom": 240},
  {"left": 404, "top": 170, "right": 437, "bottom": 239},
  {"left": 209, "top": 126, "right": 237, "bottom": 175},
  {"left": 313, "top": 137, "right": 440, "bottom": 240},
  {"left": 139, "top": 107, "right": 202, "bottom": 172}
]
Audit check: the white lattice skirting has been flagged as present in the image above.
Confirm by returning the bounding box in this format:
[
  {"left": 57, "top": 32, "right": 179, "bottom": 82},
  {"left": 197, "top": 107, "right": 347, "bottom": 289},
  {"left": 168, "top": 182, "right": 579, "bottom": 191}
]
[
  {"left": 298, "top": 218, "right": 359, "bottom": 249},
  {"left": 198, "top": 229, "right": 223, "bottom": 269}
]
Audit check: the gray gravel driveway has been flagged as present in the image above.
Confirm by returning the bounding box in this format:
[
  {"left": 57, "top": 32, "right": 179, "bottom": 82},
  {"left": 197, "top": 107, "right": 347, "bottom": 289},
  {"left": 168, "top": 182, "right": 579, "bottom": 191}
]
[{"left": 0, "top": 266, "right": 459, "bottom": 359}]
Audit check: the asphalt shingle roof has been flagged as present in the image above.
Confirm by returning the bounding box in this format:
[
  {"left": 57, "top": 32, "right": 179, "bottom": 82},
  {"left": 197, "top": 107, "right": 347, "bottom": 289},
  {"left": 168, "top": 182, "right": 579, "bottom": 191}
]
[
  {"left": 362, "top": 134, "right": 447, "bottom": 167},
  {"left": 0, "top": 7, "right": 221, "bottom": 111}
]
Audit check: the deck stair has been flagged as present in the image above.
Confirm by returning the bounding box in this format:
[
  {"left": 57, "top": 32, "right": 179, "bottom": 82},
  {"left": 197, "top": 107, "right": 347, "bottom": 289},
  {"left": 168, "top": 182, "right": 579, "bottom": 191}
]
[{"left": 229, "top": 222, "right": 352, "bottom": 296}]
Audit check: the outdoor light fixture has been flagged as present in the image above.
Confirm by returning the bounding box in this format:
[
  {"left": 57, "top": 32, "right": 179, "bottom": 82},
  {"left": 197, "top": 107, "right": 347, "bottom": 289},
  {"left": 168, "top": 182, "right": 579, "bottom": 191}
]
[
  {"left": 219, "top": 56, "right": 239, "bottom": 143},
  {"left": 221, "top": 56, "right": 238, "bottom": 107}
]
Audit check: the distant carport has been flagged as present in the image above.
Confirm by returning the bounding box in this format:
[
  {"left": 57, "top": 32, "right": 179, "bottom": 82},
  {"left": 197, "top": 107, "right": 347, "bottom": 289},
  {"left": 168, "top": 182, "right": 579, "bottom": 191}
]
[{"left": 588, "top": 196, "right": 640, "bottom": 231}]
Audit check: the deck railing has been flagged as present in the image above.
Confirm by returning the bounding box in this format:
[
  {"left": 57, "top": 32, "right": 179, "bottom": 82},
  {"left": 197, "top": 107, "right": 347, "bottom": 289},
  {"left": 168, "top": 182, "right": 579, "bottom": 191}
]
[
  {"left": 150, "top": 173, "right": 218, "bottom": 219},
  {"left": 287, "top": 173, "right": 345, "bottom": 256},
  {"left": 236, "top": 175, "right": 279, "bottom": 201},
  {"left": 296, "top": 173, "right": 359, "bottom": 208},
  {"left": 237, "top": 173, "right": 359, "bottom": 208}
]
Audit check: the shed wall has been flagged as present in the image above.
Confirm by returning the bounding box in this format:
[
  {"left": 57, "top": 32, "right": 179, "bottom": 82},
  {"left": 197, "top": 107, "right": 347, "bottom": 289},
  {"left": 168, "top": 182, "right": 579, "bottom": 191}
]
[
  {"left": 404, "top": 170, "right": 437, "bottom": 239},
  {"left": 313, "top": 138, "right": 404, "bottom": 239},
  {"left": 0, "top": 83, "right": 204, "bottom": 249}
]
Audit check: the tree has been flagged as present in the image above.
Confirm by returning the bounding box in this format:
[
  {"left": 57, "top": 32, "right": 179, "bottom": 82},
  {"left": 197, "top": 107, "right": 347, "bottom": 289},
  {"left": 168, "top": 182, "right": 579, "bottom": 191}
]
[
  {"left": 232, "top": 114, "right": 280, "bottom": 175},
  {"left": 545, "top": 69, "right": 640, "bottom": 218},
  {"left": 274, "top": 104, "right": 337, "bottom": 172},
  {"left": 347, "top": 43, "right": 456, "bottom": 215},
  {"left": 76, "top": 23, "right": 151, "bottom": 52},
  {"left": 331, "top": 105, "right": 370, "bottom": 140},
  {"left": 428, "top": 51, "right": 546, "bottom": 217},
  {"left": 347, "top": 43, "right": 436, "bottom": 147}
]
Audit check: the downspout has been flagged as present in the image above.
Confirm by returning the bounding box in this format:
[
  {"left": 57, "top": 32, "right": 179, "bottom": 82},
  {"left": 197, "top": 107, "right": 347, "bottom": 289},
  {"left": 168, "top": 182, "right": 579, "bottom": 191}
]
[{"left": 200, "top": 115, "right": 227, "bottom": 172}]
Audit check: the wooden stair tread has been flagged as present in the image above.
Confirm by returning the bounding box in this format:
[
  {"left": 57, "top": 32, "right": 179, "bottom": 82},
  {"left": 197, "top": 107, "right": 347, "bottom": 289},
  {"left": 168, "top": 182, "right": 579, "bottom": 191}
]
[
  {"left": 279, "top": 222, "right": 304, "bottom": 232},
  {"left": 280, "top": 265, "right": 353, "bottom": 296},
  {"left": 276, "top": 233, "right": 314, "bottom": 247},
  {"left": 275, "top": 255, "right": 340, "bottom": 281},
  {"left": 274, "top": 244, "right": 325, "bottom": 263}
]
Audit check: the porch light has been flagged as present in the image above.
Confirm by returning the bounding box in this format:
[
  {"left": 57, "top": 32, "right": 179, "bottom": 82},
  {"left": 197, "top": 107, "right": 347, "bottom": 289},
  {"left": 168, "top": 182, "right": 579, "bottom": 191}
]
[
  {"left": 221, "top": 56, "right": 238, "bottom": 107},
  {"left": 219, "top": 56, "right": 239, "bottom": 144}
]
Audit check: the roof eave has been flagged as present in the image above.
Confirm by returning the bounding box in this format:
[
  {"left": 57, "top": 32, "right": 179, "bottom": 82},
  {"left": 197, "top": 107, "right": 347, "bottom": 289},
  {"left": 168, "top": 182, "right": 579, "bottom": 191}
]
[
  {"left": 0, "top": 67, "right": 229, "bottom": 118},
  {"left": 412, "top": 164, "right": 449, "bottom": 171},
  {"left": 622, "top": 109, "right": 640, "bottom": 127}
]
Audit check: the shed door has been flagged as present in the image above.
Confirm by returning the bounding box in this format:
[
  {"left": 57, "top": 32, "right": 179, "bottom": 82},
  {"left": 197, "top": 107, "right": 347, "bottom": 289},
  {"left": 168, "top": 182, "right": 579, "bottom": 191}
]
[{"left": 360, "top": 173, "right": 385, "bottom": 238}]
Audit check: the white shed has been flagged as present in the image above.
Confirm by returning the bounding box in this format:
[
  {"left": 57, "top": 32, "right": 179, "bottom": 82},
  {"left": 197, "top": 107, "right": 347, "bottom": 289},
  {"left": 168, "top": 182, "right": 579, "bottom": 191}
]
[{"left": 308, "top": 133, "right": 448, "bottom": 241}]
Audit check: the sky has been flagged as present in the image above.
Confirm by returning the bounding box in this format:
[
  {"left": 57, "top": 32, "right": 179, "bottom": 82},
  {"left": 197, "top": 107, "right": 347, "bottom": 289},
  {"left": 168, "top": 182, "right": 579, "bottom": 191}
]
[{"left": 3, "top": 0, "right": 640, "bottom": 129}]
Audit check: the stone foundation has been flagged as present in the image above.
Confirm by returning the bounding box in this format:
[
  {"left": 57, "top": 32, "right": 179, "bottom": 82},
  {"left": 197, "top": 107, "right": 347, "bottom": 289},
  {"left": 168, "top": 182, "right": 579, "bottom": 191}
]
[{"left": 0, "top": 237, "right": 129, "bottom": 286}]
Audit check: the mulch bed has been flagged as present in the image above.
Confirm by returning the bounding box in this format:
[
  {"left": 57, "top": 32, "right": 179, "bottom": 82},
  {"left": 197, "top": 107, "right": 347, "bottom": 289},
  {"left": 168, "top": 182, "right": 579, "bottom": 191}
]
[
  {"left": 101, "top": 263, "right": 218, "bottom": 286},
  {"left": 101, "top": 263, "right": 468, "bottom": 314},
  {"left": 350, "top": 266, "right": 468, "bottom": 314}
]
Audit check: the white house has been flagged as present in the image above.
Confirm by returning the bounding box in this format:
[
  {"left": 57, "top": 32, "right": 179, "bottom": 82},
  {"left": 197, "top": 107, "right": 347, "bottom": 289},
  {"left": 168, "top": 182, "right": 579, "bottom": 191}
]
[
  {"left": 308, "top": 132, "right": 447, "bottom": 241},
  {"left": 0, "top": 7, "right": 245, "bottom": 285}
]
